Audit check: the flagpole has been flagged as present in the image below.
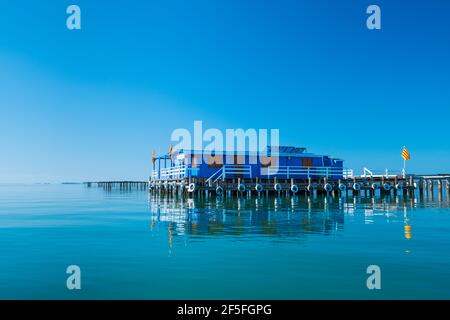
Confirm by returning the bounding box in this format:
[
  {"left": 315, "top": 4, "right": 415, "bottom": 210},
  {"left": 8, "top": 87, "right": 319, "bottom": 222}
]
[
  {"left": 403, "top": 158, "right": 406, "bottom": 178},
  {"left": 402, "top": 146, "right": 406, "bottom": 178}
]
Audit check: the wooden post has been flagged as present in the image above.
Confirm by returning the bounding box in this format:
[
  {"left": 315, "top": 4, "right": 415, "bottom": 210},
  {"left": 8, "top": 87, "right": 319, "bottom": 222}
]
[
  {"left": 308, "top": 177, "right": 312, "bottom": 196},
  {"left": 238, "top": 178, "right": 241, "bottom": 197},
  {"left": 417, "top": 178, "right": 422, "bottom": 197},
  {"left": 409, "top": 176, "right": 415, "bottom": 197},
  {"left": 447, "top": 179, "right": 450, "bottom": 197},
  {"left": 438, "top": 179, "right": 443, "bottom": 198}
]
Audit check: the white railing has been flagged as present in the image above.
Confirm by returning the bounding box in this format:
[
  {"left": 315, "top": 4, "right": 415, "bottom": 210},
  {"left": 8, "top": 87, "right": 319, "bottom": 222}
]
[
  {"left": 224, "top": 165, "right": 252, "bottom": 179},
  {"left": 205, "top": 167, "right": 224, "bottom": 185},
  {"left": 361, "top": 168, "right": 401, "bottom": 179},
  {"left": 154, "top": 164, "right": 348, "bottom": 181},
  {"left": 205, "top": 165, "right": 252, "bottom": 184},
  {"left": 343, "top": 169, "right": 354, "bottom": 179},
  {"left": 362, "top": 167, "right": 373, "bottom": 177},
  {"left": 152, "top": 165, "right": 187, "bottom": 180},
  {"left": 262, "top": 166, "right": 344, "bottom": 178}
]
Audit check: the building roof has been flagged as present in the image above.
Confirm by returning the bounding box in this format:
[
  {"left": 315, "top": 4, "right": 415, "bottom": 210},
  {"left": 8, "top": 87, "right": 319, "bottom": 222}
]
[
  {"left": 153, "top": 146, "right": 343, "bottom": 161},
  {"left": 266, "top": 146, "right": 306, "bottom": 154},
  {"left": 169, "top": 147, "right": 334, "bottom": 158}
]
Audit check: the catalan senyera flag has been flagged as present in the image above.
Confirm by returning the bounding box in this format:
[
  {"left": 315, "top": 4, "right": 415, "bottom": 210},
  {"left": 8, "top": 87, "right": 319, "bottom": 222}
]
[
  {"left": 151, "top": 150, "right": 155, "bottom": 166},
  {"left": 169, "top": 144, "right": 173, "bottom": 161},
  {"left": 401, "top": 146, "right": 411, "bottom": 161}
]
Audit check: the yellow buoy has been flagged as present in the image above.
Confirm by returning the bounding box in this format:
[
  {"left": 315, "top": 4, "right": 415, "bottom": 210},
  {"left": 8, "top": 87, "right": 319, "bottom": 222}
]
[{"left": 404, "top": 225, "right": 412, "bottom": 239}]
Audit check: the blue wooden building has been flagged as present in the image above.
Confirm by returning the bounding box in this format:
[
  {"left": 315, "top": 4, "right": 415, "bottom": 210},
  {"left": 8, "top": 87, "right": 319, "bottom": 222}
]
[{"left": 151, "top": 146, "right": 344, "bottom": 183}]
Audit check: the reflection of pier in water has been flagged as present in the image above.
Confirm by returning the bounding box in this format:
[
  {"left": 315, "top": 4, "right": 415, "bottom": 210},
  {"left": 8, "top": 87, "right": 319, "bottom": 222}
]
[
  {"left": 149, "top": 196, "right": 346, "bottom": 238},
  {"left": 148, "top": 193, "right": 449, "bottom": 240}
]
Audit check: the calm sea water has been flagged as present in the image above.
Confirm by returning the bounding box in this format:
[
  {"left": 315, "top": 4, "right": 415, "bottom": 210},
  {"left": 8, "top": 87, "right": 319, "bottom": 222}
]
[{"left": 0, "top": 183, "right": 449, "bottom": 299}]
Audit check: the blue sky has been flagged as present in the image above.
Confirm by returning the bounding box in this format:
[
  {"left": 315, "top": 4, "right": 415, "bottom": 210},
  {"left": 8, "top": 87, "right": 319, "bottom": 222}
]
[{"left": 1, "top": 0, "right": 449, "bottom": 182}]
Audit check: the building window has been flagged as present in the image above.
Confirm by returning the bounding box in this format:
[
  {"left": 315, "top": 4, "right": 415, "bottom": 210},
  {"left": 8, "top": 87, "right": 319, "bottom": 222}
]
[
  {"left": 301, "top": 157, "right": 313, "bottom": 167},
  {"left": 260, "top": 156, "right": 272, "bottom": 168},
  {"left": 233, "top": 155, "right": 244, "bottom": 165},
  {"left": 190, "top": 154, "right": 201, "bottom": 168},
  {"left": 207, "top": 155, "right": 223, "bottom": 168}
]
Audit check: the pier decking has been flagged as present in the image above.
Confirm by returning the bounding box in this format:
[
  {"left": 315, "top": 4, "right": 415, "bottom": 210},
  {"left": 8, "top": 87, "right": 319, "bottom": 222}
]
[
  {"left": 85, "top": 181, "right": 149, "bottom": 191},
  {"left": 146, "top": 168, "right": 450, "bottom": 199},
  {"left": 83, "top": 173, "right": 450, "bottom": 199}
]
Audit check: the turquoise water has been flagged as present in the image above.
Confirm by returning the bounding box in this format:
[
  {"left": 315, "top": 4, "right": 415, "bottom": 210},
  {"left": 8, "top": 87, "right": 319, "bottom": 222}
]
[{"left": 0, "top": 184, "right": 450, "bottom": 299}]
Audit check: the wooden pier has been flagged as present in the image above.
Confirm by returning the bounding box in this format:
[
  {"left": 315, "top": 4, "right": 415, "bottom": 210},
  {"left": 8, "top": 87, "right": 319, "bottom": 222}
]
[
  {"left": 83, "top": 173, "right": 449, "bottom": 199},
  {"left": 415, "top": 175, "right": 450, "bottom": 199},
  {"left": 85, "top": 181, "right": 148, "bottom": 191},
  {"left": 148, "top": 172, "right": 421, "bottom": 198},
  {"left": 144, "top": 146, "right": 450, "bottom": 199}
]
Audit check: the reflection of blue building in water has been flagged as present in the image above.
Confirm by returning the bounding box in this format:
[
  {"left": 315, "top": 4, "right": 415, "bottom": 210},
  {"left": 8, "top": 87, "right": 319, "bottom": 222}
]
[
  {"left": 151, "top": 146, "right": 344, "bottom": 182},
  {"left": 149, "top": 196, "right": 345, "bottom": 238}
]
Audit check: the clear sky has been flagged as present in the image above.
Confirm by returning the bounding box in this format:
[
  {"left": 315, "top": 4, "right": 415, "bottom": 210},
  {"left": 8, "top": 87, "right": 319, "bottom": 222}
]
[{"left": 1, "top": 0, "right": 449, "bottom": 182}]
